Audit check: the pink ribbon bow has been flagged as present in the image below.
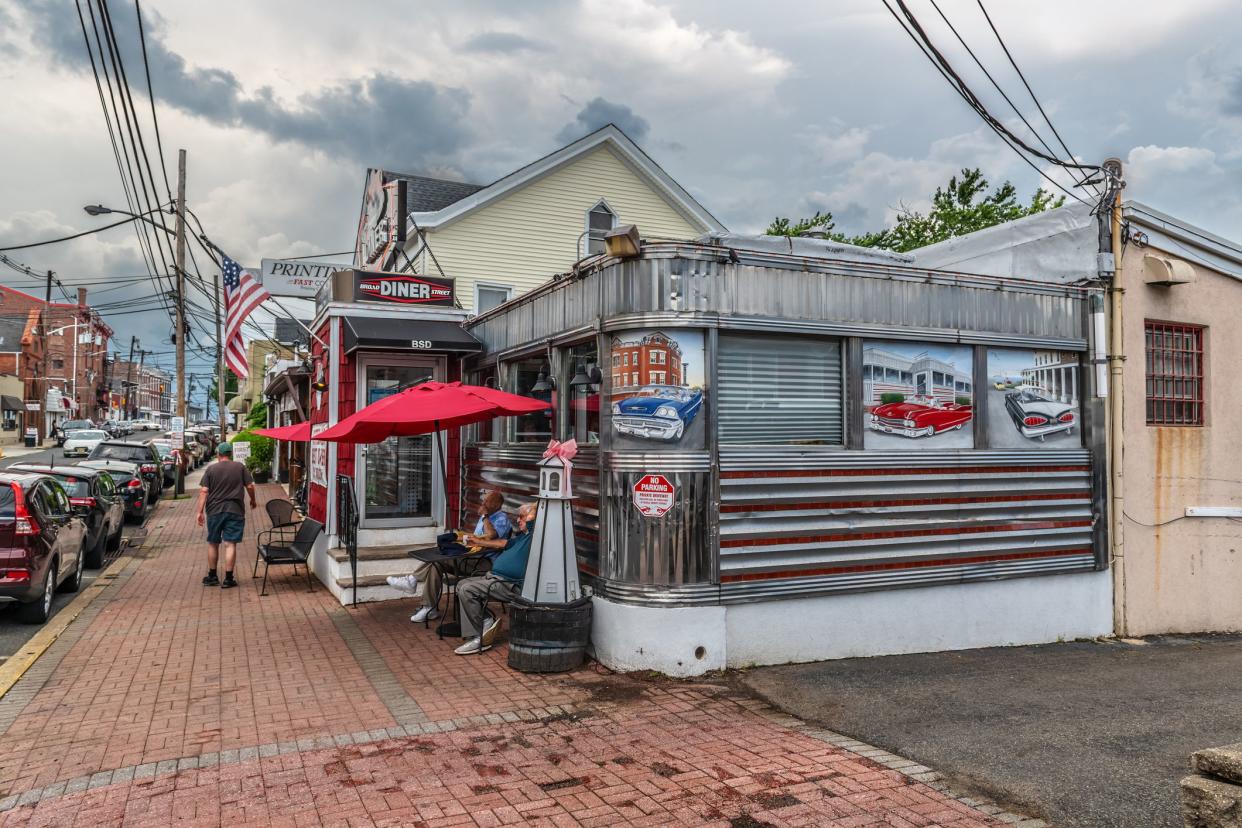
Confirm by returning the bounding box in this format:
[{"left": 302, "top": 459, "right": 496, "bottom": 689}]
[{"left": 543, "top": 438, "right": 578, "bottom": 463}]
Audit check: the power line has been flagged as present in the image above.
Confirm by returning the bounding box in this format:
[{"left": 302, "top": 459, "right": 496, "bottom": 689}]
[{"left": 0, "top": 213, "right": 145, "bottom": 252}]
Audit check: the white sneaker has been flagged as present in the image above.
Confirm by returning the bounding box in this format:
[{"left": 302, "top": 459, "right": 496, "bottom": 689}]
[
  {"left": 454, "top": 637, "right": 491, "bottom": 655},
  {"left": 386, "top": 574, "right": 420, "bottom": 594},
  {"left": 481, "top": 614, "right": 501, "bottom": 646},
  {"left": 409, "top": 606, "right": 440, "bottom": 623}
]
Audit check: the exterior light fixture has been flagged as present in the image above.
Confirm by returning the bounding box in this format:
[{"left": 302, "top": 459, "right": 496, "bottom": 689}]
[
  {"left": 531, "top": 368, "right": 554, "bottom": 393},
  {"left": 603, "top": 224, "right": 641, "bottom": 258},
  {"left": 83, "top": 205, "right": 112, "bottom": 216},
  {"left": 569, "top": 362, "right": 602, "bottom": 389}
]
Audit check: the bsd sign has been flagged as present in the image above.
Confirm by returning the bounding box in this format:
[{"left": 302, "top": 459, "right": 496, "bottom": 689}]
[
  {"left": 632, "top": 473, "right": 675, "bottom": 517},
  {"left": 354, "top": 272, "right": 455, "bottom": 306}
]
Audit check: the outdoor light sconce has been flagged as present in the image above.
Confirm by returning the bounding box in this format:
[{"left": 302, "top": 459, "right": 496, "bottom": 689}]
[
  {"left": 531, "top": 366, "right": 555, "bottom": 393},
  {"left": 603, "top": 224, "right": 641, "bottom": 258},
  {"left": 569, "top": 362, "right": 602, "bottom": 389}
]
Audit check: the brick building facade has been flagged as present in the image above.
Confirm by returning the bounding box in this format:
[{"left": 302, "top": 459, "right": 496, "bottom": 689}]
[{"left": 609, "top": 331, "right": 684, "bottom": 400}]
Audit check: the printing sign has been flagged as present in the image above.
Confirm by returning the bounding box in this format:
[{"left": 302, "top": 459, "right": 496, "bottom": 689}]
[
  {"left": 260, "top": 258, "right": 342, "bottom": 299},
  {"left": 632, "top": 473, "right": 675, "bottom": 518},
  {"left": 354, "top": 271, "right": 455, "bottom": 306},
  {"left": 309, "top": 423, "right": 328, "bottom": 487},
  {"left": 355, "top": 170, "right": 406, "bottom": 268}
]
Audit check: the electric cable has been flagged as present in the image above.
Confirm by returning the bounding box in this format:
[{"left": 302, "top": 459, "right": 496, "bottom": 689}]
[{"left": 0, "top": 214, "right": 145, "bottom": 252}]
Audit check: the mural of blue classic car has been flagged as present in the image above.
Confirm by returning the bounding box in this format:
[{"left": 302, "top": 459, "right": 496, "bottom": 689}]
[{"left": 612, "top": 385, "right": 703, "bottom": 442}]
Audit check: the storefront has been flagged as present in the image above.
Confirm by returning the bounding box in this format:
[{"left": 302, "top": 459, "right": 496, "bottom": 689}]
[
  {"left": 306, "top": 269, "right": 482, "bottom": 602},
  {"left": 462, "top": 234, "right": 1113, "bottom": 675}
]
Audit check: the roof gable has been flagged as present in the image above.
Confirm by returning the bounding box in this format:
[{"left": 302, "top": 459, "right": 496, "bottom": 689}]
[{"left": 407, "top": 124, "right": 724, "bottom": 234}]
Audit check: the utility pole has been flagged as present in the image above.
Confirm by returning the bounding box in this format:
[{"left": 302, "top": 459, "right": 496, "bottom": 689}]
[
  {"left": 37, "top": 270, "right": 54, "bottom": 446},
  {"left": 174, "top": 148, "right": 188, "bottom": 495},
  {"left": 136, "top": 348, "right": 147, "bottom": 419},
  {"left": 214, "top": 269, "right": 227, "bottom": 436},
  {"left": 124, "top": 336, "right": 137, "bottom": 420}
]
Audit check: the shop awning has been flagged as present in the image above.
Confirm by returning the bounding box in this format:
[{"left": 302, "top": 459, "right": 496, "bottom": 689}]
[
  {"left": 0, "top": 396, "right": 22, "bottom": 412},
  {"left": 342, "top": 316, "right": 482, "bottom": 354}
]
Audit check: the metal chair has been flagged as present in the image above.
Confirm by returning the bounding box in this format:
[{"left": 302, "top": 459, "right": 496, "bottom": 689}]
[
  {"left": 255, "top": 499, "right": 301, "bottom": 577},
  {"left": 257, "top": 518, "right": 323, "bottom": 595}
]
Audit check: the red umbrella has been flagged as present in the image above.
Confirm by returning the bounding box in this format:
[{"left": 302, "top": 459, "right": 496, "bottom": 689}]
[
  {"left": 253, "top": 422, "right": 312, "bottom": 441},
  {"left": 316, "top": 381, "right": 549, "bottom": 444}
]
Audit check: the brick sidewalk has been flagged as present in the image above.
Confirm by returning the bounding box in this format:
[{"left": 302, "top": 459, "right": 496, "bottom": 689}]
[{"left": 0, "top": 482, "right": 1026, "bottom": 827}]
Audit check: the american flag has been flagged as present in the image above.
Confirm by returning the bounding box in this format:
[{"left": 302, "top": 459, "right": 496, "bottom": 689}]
[{"left": 221, "top": 254, "right": 270, "bottom": 379}]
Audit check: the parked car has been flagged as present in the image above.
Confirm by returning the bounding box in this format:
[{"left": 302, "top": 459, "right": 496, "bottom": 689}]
[
  {"left": 8, "top": 465, "right": 124, "bottom": 567},
  {"left": 150, "top": 440, "right": 189, "bottom": 487},
  {"left": 611, "top": 385, "right": 704, "bottom": 442},
  {"left": 172, "top": 432, "right": 205, "bottom": 467},
  {"left": 186, "top": 429, "right": 215, "bottom": 462},
  {"left": 62, "top": 428, "right": 109, "bottom": 458},
  {"left": 1004, "top": 386, "right": 1076, "bottom": 440},
  {"left": 75, "top": 460, "right": 149, "bottom": 523},
  {"left": 86, "top": 441, "right": 163, "bottom": 502},
  {"left": 867, "top": 396, "right": 973, "bottom": 438},
  {"left": 0, "top": 472, "right": 88, "bottom": 624},
  {"left": 53, "top": 419, "right": 94, "bottom": 447}
]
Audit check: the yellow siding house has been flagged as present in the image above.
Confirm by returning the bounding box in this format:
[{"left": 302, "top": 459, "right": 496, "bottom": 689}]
[{"left": 353, "top": 124, "right": 725, "bottom": 313}]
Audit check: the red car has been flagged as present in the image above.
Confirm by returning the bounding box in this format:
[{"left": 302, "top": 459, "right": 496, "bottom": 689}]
[
  {"left": 0, "top": 473, "right": 89, "bottom": 624},
  {"left": 868, "top": 396, "right": 973, "bottom": 438}
]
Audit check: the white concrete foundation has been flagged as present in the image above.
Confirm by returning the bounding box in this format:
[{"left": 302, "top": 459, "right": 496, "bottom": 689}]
[{"left": 591, "top": 570, "right": 1112, "bottom": 676}]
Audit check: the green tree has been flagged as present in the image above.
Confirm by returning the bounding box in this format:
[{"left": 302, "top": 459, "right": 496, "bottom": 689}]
[
  {"left": 766, "top": 168, "right": 1064, "bottom": 253},
  {"left": 245, "top": 400, "right": 267, "bottom": 430}
]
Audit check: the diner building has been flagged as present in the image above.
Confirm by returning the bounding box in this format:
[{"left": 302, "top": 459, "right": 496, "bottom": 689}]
[{"left": 460, "top": 232, "right": 1112, "bottom": 675}]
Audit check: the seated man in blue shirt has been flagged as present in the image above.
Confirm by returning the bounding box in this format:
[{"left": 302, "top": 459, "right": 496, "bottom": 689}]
[
  {"left": 387, "top": 490, "right": 511, "bottom": 623},
  {"left": 454, "top": 502, "right": 536, "bottom": 655}
]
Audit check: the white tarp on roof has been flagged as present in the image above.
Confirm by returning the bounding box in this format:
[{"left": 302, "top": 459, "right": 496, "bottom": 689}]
[
  {"left": 696, "top": 232, "right": 915, "bottom": 265},
  {"left": 912, "top": 203, "right": 1097, "bottom": 285}
]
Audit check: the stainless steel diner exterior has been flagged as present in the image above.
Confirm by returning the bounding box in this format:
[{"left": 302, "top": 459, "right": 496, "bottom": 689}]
[{"left": 462, "top": 236, "right": 1112, "bottom": 675}]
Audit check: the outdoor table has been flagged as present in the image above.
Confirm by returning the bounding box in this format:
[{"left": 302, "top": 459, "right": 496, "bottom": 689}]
[{"left": 407, "top": 547, "right": 491, "bottom": 639}]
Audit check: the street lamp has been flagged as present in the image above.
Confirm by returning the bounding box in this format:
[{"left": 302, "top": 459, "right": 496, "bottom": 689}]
[
  {"left": 82, "top": 203, "right": 176, "bottom": 236},
  {"left": 49, "top": 322, "right": 90, "bottom": 419}
]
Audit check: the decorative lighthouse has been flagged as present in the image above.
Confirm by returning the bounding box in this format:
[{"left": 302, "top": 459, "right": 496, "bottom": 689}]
[{"left": 522, "top": 439, "right": 581, "bottom": 603}]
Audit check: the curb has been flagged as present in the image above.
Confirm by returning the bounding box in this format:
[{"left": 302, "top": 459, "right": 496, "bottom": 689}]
[{"left": 0, "top": 553, "right": 133, "bottom": 702}]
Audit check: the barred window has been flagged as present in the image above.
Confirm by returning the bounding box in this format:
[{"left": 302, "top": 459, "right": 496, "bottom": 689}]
[{"left": 1145, "top": 320, "right": 1204, "bottom": 426}]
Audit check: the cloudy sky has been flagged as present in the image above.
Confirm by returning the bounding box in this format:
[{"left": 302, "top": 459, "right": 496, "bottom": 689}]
[{"left": 2, "top": 0, "right": 1241, "bottom": 385}]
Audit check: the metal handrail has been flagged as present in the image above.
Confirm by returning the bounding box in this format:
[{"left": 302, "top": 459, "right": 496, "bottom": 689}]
[{"left": 336, "top": 474, "right": 359, "bottom": 607}]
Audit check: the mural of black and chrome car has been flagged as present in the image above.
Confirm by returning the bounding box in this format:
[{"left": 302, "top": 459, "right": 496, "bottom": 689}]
[{"left": 1004, "top": 386, "right": 1076, "bottom": 440}]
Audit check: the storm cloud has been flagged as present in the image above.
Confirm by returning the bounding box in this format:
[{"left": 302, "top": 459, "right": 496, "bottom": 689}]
[
  {"left": 557, "top": 97, "right": 650, "bottom": 144},
  {"left": 27, "top": 0, "right": 472, "bottom": 171}
]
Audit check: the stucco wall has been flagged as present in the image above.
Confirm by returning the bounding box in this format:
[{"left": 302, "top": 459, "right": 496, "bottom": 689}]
[
  {"left": 1119, "top": 251, "right": 1242, "bottom": 635},
  {"left": 416, "top": 145, "right": 706, "bottom": 312}
]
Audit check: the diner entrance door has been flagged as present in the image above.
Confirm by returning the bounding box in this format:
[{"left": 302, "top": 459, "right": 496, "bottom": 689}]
[{"left": 354, "top": 355, "right": 445, "bottom": 529}]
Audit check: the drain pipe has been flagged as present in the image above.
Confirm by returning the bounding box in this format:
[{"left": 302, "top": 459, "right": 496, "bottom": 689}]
[{"left": 1101, "top": 158, "right": 1128, "bottom": 636}]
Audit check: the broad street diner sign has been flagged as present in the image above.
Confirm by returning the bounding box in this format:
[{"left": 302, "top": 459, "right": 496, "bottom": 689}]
[
  {"left": 260, "top": 258, "right": 344, "bottom": 299},
  {"left": 354, "top": 271, "right": 455, "bottom": 306}
]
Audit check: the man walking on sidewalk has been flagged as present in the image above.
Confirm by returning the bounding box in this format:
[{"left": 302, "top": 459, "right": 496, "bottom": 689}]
[{"left": 195, "top": 442, "right": 257, "bottom": 589}]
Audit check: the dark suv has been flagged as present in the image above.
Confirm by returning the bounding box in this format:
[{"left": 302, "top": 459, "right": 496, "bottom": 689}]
[
  {"left": 9, "top": 466, "right": 124, "bottom": 567},
  {"left": 0, "top": 473, "right": 88, "bottom": 624},
  {"left": 54, "top": 419, "right": 94, "bottom": 447},
  {"left": 75, "top": 461, "right": 148, "bottom": 523},
  {"left": 87, "top": 441, "right": 163, "bottom": 504}
]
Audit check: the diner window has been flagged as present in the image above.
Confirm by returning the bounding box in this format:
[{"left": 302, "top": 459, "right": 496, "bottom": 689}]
[
  {"left": 475, "top": 283, "right": 513, "bottom": 314},
  {"left": 507, "top": 358, "right": 556, "bottom": 442},
  {"left": 1145, "top": 320, "right": 1204, "bottom": 426},
  {"left": 718, "top": 333, "right": 843, "bottom": 445},
  {"left": 586, "top": 201, "right": 616, "bottom": 255},
  {"left": 468, "top": 366, "right": 497, "bottom": 442},
  {"left": 566, "top": 342, "right": 600, "bottom": 444}
]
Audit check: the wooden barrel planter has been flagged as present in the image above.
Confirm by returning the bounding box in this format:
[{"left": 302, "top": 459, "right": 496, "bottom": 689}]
[{"left": 507, "top": 594, "right": 593, "bottom": 673}]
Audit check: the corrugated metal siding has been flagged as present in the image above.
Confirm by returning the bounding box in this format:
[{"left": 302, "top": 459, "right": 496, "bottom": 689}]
[
  {"left": 419, "top": 147, "right": 706, "bottom": 312},
  {"left": 716, "top": 448, "right": 1095, "bottom": 600}
]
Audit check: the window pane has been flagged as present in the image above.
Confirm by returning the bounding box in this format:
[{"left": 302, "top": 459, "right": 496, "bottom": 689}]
[
  {"left": 507, "top": 358, "right": 555, "bottom": 442},
  {"left": 1144, "top": 320, "right": 1204, "bottom": 426},
  {"left": 477, "top": 286, "right": 510, "bottom": 314},
  {"left": 719, "top": 334, "right": 842, "bottom": 445},
  {"left": 567, "top": 342, "right": 600, "bottom": 444}
]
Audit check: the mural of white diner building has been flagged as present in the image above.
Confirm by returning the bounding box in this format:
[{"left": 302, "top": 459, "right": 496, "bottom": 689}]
[
  {"left": 863, "top": 346, "right": 973, "bottom": 405},
  {"left": 1020, "top": 350, "right": 1079, "bottom": 404}
]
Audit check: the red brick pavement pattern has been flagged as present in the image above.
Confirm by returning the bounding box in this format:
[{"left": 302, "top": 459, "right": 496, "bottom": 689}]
[{"left": 0, "top": 482, "right": 1004, "bottom": 827}]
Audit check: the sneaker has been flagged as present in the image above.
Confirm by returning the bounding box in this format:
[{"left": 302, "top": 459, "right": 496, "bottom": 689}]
[
  {"left": 202, "top": 573, "right": 219, "bottom": 586},
  {"left": 386, "top": 574, "right": 420, "bottom": 594},
  {"left": 454, "top": 637, "right": 491, "bottom": 655},
  {"left": 481, "top": 614, "right": 501, "bottom": 646},
  {"left": 410, "top": 606, "right": 440, "bottom": 623},
  {"left": 220, "top": 577, "right": 237, "bottom": 589}
]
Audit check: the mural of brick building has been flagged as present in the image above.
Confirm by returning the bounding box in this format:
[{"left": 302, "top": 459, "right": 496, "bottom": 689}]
[{"left": 609, "top": 331, "right": 684, "bottom": 400}]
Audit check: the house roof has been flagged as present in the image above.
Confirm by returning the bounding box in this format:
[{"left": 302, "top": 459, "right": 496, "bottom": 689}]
[
  {"left": 913, "top": 201, "right": 1242, "bottom": 284},
  {"left": 382, "top": 172, "right": 486, "bottom": 212},
  {"left": 399, "top": 124, "right": 725, "bottom": 235}
]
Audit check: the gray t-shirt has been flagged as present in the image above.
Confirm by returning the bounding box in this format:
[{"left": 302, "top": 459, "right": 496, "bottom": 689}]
[{"left": 200, "top": 459, "right": 254, "bottom": 516}]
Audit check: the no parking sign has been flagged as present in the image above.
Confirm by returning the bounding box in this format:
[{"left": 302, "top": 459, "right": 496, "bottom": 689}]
[{"left": 632, "top": 474, "right": 675, "bottom": 517}]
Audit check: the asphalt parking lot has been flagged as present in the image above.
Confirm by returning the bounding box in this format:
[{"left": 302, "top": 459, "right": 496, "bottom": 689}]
[{"left": 740, "top": 635, "right": 1242, "bottom": 828}]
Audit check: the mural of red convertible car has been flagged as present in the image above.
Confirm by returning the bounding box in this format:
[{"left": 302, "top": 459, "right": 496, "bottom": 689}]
[
  {"left": 1004, "top": 386, "right": 1076, "bottom": 440},
  {"left": 867, "top": 396, "right": 973, "bottom": 438}
]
